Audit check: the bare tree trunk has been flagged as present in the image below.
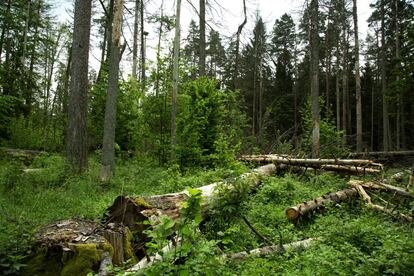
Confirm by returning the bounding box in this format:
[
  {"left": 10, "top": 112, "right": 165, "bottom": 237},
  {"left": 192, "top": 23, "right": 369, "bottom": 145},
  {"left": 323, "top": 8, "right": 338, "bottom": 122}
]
[
  {"left": 0, "top": 0, "right": 11, "bottom": 64},
  {"left": 233, "top": 0, "right": 247, "bottom": 90},
  {"left": 171, "top": 0, "right": 181, "bottom": 159},
  {"left": 336, "top": 56, "right": 341, "bottom": 131},
  {"left": 354, "top": 0, "right": 362, "bottom": 151},
  {"left": 131, "top": 0, "right": 139, "bottom": 79},
  {"left": 21, "top": 0, "right": 31, "bottom": 66},
  {"left": 341, "top": 0, "right": 348, "bottom": 136},
  {"left": 67, "top": 0, "right": 92, "bottom": 174},
  {"left": 100, "top": 0, "right": 124, "bottom": 181},
  {"left": 310, "top": 0, "right": 320, "bottom": 158},
  {"left": 380, "top": 0, "right": 390, "bottom": 151},
  {"left": 140, "top": 0, "right": 145, "bottom": 87},
  {"left": 199, "top": 0, "right": 206, "bottom": 76}
]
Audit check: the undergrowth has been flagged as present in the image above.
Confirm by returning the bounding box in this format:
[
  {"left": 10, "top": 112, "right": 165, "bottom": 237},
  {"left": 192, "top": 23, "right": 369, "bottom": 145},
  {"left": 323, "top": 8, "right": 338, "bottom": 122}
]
[{"left": 0, "top": 155, "right": 413, "bottom": 275}]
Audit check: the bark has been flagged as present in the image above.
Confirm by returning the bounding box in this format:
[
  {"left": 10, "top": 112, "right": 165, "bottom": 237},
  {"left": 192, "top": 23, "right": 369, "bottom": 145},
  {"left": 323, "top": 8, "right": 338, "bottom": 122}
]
[
  {"left": 171, "top": 0, "right": 181, "bottom": 158},
  {"left": 223, "top": 238, "right": 318, "bottom": 260},
  {"left": 310, "top": 0, "right": 320, "bottom": 158},
  {"left": 100, "top": 0, "right": 124, "bottom": 181},
  {"left": 199, "top": 0, "right": 206, "bottom": 76},
  {"left": 353, "top": 0, "right": 362, "bottom": 152},
  {"left": 286, "top": 188, "right": 358, "bottom": 220},
  {"left": 336, "top": 61, "right": 341, "bottom": 131},
  {"left": 67, "top": 0, "right": 92, "bottom": 174}
]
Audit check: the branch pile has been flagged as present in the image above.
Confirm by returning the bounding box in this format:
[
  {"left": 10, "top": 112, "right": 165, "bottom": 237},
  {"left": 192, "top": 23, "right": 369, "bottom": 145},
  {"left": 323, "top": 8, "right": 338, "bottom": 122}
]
[{"left": 239, "top": 154, "right": 382, "bottom": 175}]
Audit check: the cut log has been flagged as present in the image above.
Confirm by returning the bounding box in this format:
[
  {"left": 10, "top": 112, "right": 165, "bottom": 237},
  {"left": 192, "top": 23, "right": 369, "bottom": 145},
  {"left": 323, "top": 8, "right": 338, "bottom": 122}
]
[
  {"left": 286, "top": 188, "right": 358, "bottom": 220},
  {"left": 223, "top": 238, "right": 318, "bottom": 260},
  {"left": 240, "top": 154, "right": 380, "bottom": 167},
  {"left": 348, "top": 180, "right": 414, "bottom": 199},
  {"left": 349, "top": 150, "right": 414, "bottom": 159},
  {"left": 239, "top": 155, "right": 382, "bottom": 175}
]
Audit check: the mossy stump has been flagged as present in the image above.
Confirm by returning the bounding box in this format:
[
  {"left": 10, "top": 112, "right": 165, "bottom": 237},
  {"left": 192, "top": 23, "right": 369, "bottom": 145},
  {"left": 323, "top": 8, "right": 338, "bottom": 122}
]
[{"left": 23, "top": 219, "right": 136, "bottom": 275}]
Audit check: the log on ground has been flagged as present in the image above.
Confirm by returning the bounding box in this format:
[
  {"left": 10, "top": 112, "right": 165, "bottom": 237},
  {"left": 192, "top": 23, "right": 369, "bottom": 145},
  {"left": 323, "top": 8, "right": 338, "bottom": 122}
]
[{"left": 286, "top": 188, "right": 358, "bottom": 220}]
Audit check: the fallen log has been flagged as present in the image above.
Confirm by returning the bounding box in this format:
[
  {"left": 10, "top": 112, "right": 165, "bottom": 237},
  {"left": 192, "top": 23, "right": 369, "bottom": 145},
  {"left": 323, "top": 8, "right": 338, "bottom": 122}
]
[
  {"left": 349, "top": 182, "right": 413, "bottom": 222},
  {"left": 286, "top": 188, "right": 358, "bottom": 220},
  {"left": 349, "top": 180, "right": 414, "bottom": 199},
  {"left": 240, "top": 154, "right": 380, "bottom": 167},
  {"left": 223, "top": 238, "right": 318, "bottom": 260},
  {"left": 104, "top": 164, "right": 278, "bottom": 231},
  {"left": 349, "top": 150, "right": 414, "bottom": 159},
  {"left": 239, "top": 155, "right": 382, "bottom": 175},
  {"left": 126, "top": 237, "right": 182, "bottom": 273}
]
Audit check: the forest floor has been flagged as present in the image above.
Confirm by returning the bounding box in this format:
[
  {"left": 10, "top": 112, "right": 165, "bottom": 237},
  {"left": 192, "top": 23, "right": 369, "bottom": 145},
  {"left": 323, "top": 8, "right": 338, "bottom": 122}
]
[{"left": 0, "top": 154, "right": 413, "bottom": 275}]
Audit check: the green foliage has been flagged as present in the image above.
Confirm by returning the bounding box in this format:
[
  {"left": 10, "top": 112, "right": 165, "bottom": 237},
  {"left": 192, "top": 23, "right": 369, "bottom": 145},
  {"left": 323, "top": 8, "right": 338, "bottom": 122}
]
[
  {"left": 300, "top": 97, "right": 349, "bottom": 157},
  {"left": 143, "top": 188, "right": 223, "bottom": 275},
  {"left": 177, "top": 77, "right": 245, "bottom": 169}
]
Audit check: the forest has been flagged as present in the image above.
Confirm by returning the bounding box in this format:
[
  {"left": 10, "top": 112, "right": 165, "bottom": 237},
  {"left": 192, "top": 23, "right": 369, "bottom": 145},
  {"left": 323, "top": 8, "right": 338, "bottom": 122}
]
[{"left": 0, "top": 0, "right": 413, "bottom": 275}]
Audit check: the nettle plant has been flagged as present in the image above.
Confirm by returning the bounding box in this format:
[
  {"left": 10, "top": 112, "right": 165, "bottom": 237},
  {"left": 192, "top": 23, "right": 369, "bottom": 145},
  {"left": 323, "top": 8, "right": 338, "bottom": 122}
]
[{"left": 143, "top": 188, "right": 222, "bottom": 275}]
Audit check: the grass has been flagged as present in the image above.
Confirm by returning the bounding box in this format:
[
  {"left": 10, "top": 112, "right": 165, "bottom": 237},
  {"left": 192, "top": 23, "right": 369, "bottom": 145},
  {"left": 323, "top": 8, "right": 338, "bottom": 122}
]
[{"left": 0, "top": 154, "right": 413, "bottom": 275}]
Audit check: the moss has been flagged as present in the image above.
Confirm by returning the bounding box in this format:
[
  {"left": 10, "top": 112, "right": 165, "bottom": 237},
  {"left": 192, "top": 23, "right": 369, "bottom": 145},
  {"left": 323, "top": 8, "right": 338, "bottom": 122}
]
[
  {"left": 23, "top": 248, "right": 61, "bottom": 276},
  {"left": 135, "top": 197, "right": 152, "bottom": 209},
  {"left": 61, "top": 243, "right": 107, "bottom": 276},
  {"left": 123, "top": 227, "right": 137, "bottom": 264}
]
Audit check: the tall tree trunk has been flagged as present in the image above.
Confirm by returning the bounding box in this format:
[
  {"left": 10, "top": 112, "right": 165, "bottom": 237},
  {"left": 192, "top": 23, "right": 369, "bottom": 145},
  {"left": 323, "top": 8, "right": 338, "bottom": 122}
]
[
  {"left": 394, "top": 0, "right": 404, "bottom": 149},
  {"left": 132, "top": 0, "right": 139, "bottom": 79},
  {"left": 336, "top": 51, "right": 341, "bottom": 131},
  {"left": 199, "top": 0, "right": 206, "bottom": 76},
  {"left": 353, "top": 0, "right": 362, "bottom": 151},
  {"left": 310, "top": 0, "right": 320, "bottom": 158},
  {"left": 21, "top": 0, "right": 31, "bottom": 66},
  {"left": 100, "top": 0, "right": 124, "bottom": 181},
  {"left": 171, "top": 0, "right": 181, "bottom": 159},
  {"left": 0, "top": 0, "right": 11, "bottom": 63},
  {"left": 380, "top": 0, "right": 390, "bottom": 151},
  {"left": 233, "top": 0, "right": 247, "bottom": 90},
  {"left": 140, "top": 0, "right": 145, "bottom": 87},
  {"left": 341, "top": 0, "right": 348, "bottom": 136},
  {"left": 67, "top": 0, "right": 92, "bottom": 174}
]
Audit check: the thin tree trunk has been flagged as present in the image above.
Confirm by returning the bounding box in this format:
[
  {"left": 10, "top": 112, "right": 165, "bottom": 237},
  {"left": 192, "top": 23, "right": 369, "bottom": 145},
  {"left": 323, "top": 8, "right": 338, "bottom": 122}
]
[
  {"left": 131, "top": 0, "right": 139, "bottom": 79},
  {"left": 380, "top": 0, "right": 390, "bottom": 151},
  {"left": 0, "top": 0, "right": 11, "bottom": 64},
  {"left": 341, "top": 0, "right": 348, "bottom": 136},
  {"left": 336, "top": 58, "right": 341, "bottom": 131},
  {"left": 21, "top": 0, "right": 31, "bottom": 66},
  {"left": 140, "top": 0, "right": 145, "bottom": 86},
  {"left": 233, "top": 0, "right": 247, "bottom": 90},
  {"left": 310, "top": 0, "right": 320, "bottom": 158},
  {"left": 354, "top": 0, "right": 362, "bottom": 151},
  {"left": 67, "top": 0, "right": 92, "bottom": 174},
  {"left": 171, "top": 0, "right": 181, "bottom": 159},
  {"left": 199, "top": 0, "right": 206, "bottom": 76},
  {"left": 100, "top": 0, "right": 124, "bottom": 180}
]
